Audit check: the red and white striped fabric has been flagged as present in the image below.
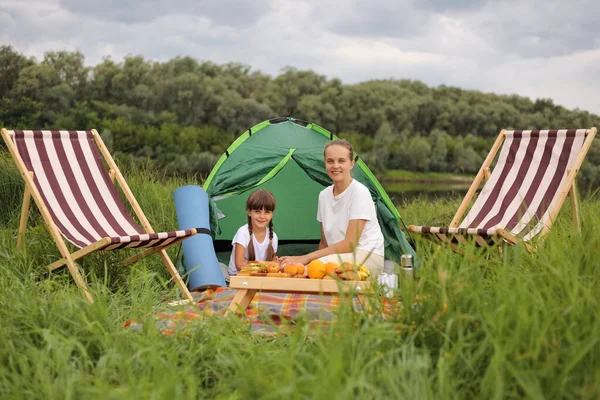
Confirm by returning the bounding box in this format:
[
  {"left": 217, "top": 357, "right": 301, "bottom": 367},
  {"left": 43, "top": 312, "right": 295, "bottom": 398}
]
[
  {"left": 411, "top": 129, "right": 587, "bottom": 241},
  {"left": 9, "top": 130, "right": 195, "bottom": 250}
]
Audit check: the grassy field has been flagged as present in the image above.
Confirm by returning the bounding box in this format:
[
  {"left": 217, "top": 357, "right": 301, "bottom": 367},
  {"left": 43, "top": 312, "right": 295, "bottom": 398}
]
[{"left": 0, "top": 151, "right": 599, "bottom": 399}]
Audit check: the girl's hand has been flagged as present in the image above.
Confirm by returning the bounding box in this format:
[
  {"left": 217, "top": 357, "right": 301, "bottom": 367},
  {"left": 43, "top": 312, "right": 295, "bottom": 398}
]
[{"left": 279, "top": 255, "right": 311, "bottom": 266}]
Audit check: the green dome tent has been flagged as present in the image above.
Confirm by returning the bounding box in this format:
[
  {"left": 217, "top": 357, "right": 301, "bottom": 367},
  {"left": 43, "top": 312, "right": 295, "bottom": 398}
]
[{"left": 203, "top": 117, "right": 416, "bottom": 264}]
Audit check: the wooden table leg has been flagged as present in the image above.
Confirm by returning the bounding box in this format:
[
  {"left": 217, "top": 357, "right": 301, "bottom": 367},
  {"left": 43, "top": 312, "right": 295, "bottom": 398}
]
[
  {"left": 356, "top": 294, "right": 372, "bottom": 313},
  {"left": 225, "top": 289, "right": 257, "bottom": 316}
]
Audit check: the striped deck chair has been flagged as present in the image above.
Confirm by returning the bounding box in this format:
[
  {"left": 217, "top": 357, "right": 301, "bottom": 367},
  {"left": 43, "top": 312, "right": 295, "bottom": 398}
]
[
  {"left": 409, "top": 128, "right": 597, "bottom": 252},
  {"left": 1, "top": 129, "right": 198, "bottom": 303}
]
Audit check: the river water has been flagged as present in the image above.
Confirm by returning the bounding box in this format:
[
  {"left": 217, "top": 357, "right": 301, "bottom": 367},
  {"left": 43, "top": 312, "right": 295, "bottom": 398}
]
[{"left": 381, "top": 181, "right": 471, "bottom": 205}]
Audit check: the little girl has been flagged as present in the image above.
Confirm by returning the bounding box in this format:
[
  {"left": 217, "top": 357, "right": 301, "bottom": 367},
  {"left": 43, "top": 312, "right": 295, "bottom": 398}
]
[{"left": 227, "top": 189, "right": 279, "bottom": 277}]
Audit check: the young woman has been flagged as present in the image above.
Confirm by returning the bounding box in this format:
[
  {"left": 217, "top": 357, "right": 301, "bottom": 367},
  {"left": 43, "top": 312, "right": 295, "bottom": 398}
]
[
  {"left": 227, "top": 189, "right": 279, "bottom": 277},
  {"left": 280, "top": 140, "right": 385, "bottom": 276}
]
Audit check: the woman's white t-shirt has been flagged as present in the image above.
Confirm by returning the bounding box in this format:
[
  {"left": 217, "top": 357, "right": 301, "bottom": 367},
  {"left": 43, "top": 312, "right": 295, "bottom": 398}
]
[
  {"left": 317, "top": 179, "right": 385, "bottom": 257},
  {"left": 228, "top": 224, "right": 279, "bottom": 276}
]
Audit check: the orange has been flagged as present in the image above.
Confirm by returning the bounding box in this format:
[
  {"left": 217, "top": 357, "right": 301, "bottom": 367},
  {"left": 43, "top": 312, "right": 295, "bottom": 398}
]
[
  {"left": 267, "top": 264, "right": 280, "bottom": 273},
  {"left": 283, "top": 265, "right": 297, "bottom": 274},
  {"left": 307, "top": 260, "right": 326, "bottom": 279},
  {"left": 324, "top": 262, "right": 338, "bottom": 276},
  {"left": 283, "top": 263, "right": 304, "bottom": 275}
]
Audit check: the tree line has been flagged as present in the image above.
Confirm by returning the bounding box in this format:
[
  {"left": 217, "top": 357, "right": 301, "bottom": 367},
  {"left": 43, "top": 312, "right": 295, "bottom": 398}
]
[{"left": 1, "top": 45, "right": 599, "bottom": 190}]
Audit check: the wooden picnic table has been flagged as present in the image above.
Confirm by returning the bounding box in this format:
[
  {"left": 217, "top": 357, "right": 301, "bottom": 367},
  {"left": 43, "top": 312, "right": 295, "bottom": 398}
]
[{"left": 225, "top": 275, "right": 375, "bottom": 316}]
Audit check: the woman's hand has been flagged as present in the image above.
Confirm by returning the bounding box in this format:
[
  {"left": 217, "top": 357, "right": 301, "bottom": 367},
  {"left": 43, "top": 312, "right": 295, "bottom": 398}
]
[
  {"left": 272, "top": 256, "right": 284, "bottom": 271},
  {"left": 279, "top": 255, "right": 311, "bottom": 266}
]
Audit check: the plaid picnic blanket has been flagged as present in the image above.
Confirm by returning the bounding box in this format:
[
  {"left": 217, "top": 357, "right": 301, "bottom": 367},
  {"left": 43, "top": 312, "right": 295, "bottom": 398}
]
[{"left": 125, "top": 287, "right": 399, "bottom": 334}]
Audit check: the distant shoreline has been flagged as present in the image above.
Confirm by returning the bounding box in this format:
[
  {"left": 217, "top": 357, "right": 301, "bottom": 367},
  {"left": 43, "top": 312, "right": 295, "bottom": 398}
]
[{"left": 379, "top": 169, "right": 474, "bottom": 184}]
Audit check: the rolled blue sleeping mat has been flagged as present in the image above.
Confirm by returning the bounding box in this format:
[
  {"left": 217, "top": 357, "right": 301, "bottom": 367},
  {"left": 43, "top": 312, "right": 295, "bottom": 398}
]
[{"left": 173, "top": 185, "right": 226, "bottom": 290}]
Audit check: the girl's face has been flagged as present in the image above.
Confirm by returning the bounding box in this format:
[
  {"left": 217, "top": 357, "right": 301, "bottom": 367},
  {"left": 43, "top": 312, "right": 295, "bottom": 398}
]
[
  {"left": 325, "top": 144, "right": 354, "bottom": 183},
  {"left": 248, "top": 207, "right": 273, "bottom": 230}
]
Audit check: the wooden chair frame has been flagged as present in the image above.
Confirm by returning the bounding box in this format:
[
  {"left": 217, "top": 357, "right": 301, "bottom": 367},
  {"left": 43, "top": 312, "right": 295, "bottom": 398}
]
[
  {"left": 1, "top": 128, "right": 195, "bottom": 303},
  {"left": 409, "top": 127, "right": 597, "bottom": 252}
]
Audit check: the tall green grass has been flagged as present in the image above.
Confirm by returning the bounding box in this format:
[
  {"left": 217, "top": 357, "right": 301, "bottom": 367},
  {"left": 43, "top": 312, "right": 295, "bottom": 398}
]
[{"left": 0, "top": 150, "right": 598, "bottom": 399}]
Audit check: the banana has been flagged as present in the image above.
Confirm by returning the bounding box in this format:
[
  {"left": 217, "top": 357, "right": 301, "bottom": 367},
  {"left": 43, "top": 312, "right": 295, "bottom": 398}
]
[{"left": 358, "top": 265, "right": 371, "bottom": 277}]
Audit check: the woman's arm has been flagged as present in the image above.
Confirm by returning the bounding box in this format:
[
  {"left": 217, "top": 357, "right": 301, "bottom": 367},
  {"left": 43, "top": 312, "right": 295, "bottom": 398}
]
[
  {"left": 281, "top": 220, "right": 366, "bottom": 265},
  {"left": 309, "top": 219, "right": 366, "bottom": 259},
  {"left": 234, "top": 243, "right": 248, "bottom": 271},
  {"left": 318, "top": 224, "right": 328, "bottom": 250}
]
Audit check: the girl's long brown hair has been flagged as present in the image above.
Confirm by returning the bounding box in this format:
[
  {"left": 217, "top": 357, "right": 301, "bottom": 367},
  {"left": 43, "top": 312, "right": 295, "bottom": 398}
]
[{"left": 246, "top": 189, "right": 276, "bottom": 261}]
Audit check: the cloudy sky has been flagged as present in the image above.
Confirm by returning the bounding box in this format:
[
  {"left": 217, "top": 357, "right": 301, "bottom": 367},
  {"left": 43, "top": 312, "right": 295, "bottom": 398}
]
[{"left": 1, "top": 0, "right": 599, "bottom": 114}]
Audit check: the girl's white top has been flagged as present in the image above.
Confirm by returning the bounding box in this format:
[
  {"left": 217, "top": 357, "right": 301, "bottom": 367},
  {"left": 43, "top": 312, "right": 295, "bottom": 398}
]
[{"left": 228, "top": 224, "right": 278, "bottom": 276}]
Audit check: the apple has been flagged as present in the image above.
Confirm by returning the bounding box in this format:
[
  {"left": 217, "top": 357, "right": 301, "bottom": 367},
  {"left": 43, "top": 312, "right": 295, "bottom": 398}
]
[{"left": 267, "top": 264, "right": 280, "bottom": 273}]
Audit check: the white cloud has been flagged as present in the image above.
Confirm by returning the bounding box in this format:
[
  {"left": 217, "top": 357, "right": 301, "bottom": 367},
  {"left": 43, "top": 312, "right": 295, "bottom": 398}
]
[{"left": 0, "top": 0, "right": 598, "bottom": 114}]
